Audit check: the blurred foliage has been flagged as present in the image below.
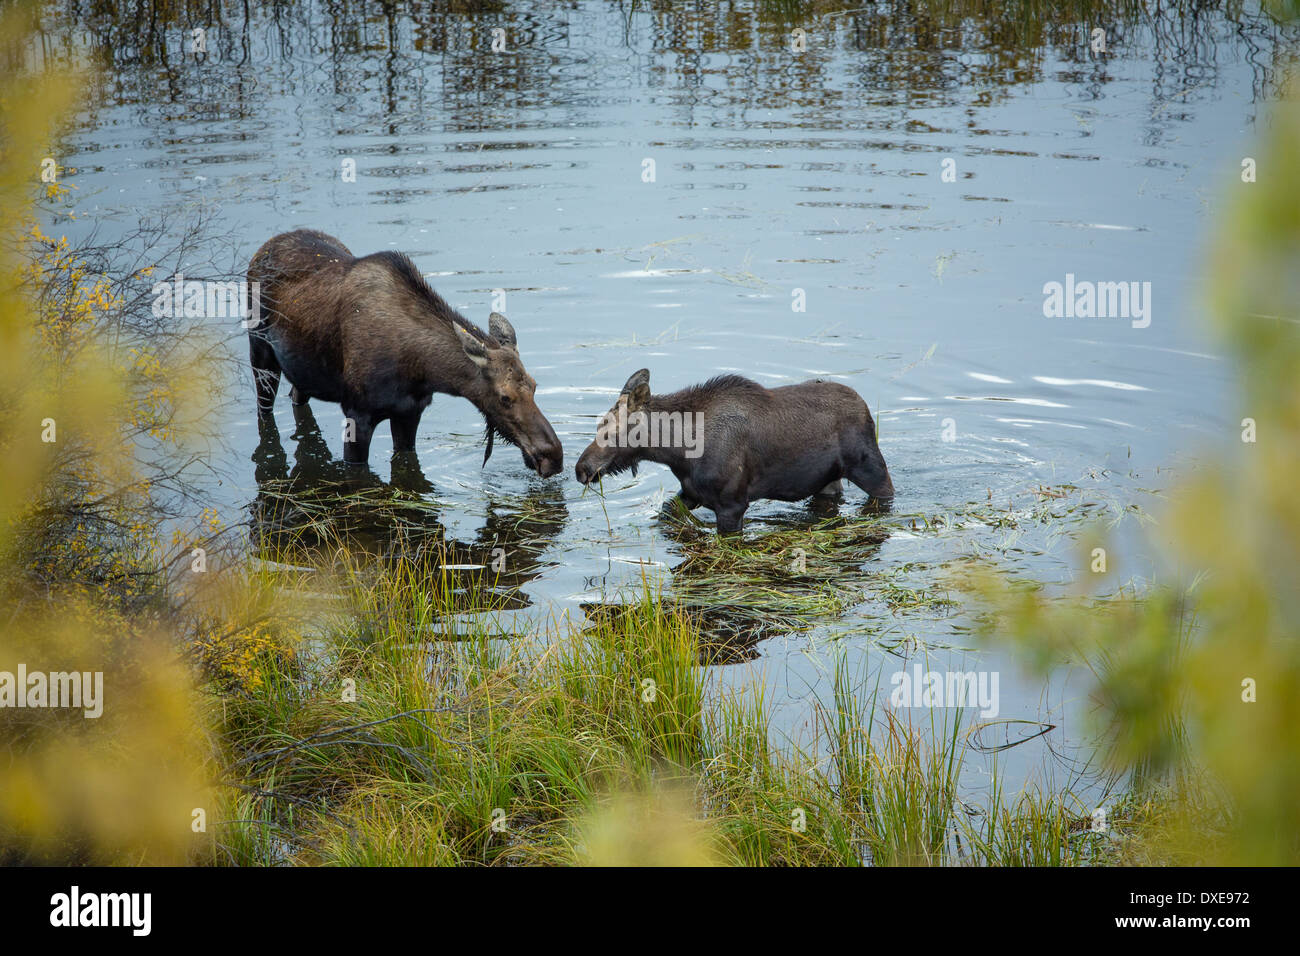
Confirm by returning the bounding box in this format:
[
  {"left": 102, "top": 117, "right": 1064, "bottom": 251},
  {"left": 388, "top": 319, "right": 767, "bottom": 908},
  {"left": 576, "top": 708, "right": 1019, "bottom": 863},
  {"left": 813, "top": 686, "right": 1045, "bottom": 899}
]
[
  {"left": 963, "top": 83, "right": 1300, "bottom": 865},
  {"left": 0, "top": 599, "right": 209, "bottom": 864},
  {"left": 576, "top": 787, "right": 720, "bottom": 866},
  {"left": 0, "top": 2, "right": 210, "bottom": 864}
]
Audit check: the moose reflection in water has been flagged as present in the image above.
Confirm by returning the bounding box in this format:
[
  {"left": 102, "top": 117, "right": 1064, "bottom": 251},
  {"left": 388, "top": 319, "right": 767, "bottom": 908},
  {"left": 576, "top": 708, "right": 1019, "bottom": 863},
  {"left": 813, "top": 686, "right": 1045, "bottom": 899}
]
[{"left": 250, "top": 400, "right": 567, "bottom": 614}]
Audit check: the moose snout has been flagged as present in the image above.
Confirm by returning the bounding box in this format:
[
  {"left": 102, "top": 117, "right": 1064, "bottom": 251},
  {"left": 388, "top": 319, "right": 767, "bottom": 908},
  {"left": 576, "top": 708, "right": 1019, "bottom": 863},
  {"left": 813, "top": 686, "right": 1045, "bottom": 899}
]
[
  {"left": 533, "top": 451, "right": 563, "bottom": 479},
  {"left": 866, "top": 467, "right": 895, "bottom": 502},
  {"left": 523, "top": 416, "right": 564, "bottom": 478},
  {"left": 574, "top": 448, "right": 601, "bottom": 485}
]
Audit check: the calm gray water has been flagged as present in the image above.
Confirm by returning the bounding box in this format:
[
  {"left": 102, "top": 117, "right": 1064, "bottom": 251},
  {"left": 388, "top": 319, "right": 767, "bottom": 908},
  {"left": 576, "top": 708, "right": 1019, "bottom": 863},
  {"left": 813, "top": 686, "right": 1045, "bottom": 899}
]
[{"left": 47, "top": 0, "right": 1299, "bottom": 797}]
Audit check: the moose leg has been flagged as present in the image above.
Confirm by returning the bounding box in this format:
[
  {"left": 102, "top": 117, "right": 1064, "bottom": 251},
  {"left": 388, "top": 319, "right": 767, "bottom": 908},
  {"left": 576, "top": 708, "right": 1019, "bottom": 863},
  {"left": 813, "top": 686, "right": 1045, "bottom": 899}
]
[
  {"left": 847, "top": 454, "right": 894, "bottom": 501},
  {"left": 390, "top": 409, "right": 422, "bottom": 453},
  {"left": 289, "top": 385, "right": 311, "bottom": 406},
  {"left": 249, "top": 335, "right": 282, "bottom": 413},
  {"left": 341, "top": 408, "right": 376, "bottom": 465},
  {"left": 813, "top": 480, "right": 844, "bottom": 499},
  {"left": 714, "top": 500, "right": 748, "bottom": 535}
]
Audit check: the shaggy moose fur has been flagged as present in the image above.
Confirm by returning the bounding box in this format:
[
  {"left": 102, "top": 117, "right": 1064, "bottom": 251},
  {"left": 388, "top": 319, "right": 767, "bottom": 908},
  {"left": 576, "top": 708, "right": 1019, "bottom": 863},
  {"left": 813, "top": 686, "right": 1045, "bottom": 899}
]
[
  {"left": 246, "top": 229, "right": 562, "bottom": 476},
  {"left": 575, "top": 369, "right": 893, "bottom": 532}
]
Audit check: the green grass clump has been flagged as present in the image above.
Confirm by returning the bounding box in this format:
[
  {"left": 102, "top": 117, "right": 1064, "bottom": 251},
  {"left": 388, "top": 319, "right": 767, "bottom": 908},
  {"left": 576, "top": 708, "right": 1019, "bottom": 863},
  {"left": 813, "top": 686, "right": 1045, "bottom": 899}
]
[{"left": 205, "top": 541, "right": 1107, "bottom": 866}]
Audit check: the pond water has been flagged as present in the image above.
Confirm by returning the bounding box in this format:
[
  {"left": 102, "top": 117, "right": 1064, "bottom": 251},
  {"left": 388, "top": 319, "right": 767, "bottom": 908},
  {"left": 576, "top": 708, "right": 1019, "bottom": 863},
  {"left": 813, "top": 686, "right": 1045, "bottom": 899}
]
[{"left": 47, "top": 0, "right": 1298, "bottom": 799}]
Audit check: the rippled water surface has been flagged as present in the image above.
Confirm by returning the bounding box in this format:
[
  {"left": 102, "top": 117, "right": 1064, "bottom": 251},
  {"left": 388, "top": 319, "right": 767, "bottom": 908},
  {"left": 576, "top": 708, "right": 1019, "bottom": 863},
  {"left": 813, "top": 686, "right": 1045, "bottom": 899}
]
[{"left": 50, "top": 0, "right": 1299, "bottom": 792}]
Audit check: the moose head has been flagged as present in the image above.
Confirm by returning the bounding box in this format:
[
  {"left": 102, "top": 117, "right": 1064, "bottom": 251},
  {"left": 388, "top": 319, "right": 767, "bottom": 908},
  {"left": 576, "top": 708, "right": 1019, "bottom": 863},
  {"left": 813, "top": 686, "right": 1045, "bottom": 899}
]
[{"left": 454, "top": 312, "right": 564, "bottom": 479}]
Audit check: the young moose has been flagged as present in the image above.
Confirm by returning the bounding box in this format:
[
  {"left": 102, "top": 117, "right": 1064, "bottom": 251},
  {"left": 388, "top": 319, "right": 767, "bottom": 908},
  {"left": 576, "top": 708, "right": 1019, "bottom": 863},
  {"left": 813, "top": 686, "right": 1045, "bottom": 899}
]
[
  {"left": 246, "top": 229, "right": 563, "bottom": 476},
  {"left": 575, "top": 369, "right": 894, "bottom": 533}
]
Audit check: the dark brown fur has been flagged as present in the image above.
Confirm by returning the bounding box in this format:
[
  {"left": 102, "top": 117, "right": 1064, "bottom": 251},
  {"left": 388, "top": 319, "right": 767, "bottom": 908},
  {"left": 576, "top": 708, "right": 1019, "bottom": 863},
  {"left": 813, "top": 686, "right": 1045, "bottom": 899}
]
[
  {"left": 575, "top": 369, "right": 894, "bottom": 533},
  {"left": 247, "top": 229, "right": 562, "bottom": 476}
]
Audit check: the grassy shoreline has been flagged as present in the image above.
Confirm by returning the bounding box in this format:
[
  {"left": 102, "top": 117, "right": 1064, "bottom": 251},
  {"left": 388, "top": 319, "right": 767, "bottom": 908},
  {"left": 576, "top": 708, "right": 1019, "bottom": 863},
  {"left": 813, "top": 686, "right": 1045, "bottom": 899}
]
[{"left": 194, "top": 533, "right": 1139, "bottom": 867}]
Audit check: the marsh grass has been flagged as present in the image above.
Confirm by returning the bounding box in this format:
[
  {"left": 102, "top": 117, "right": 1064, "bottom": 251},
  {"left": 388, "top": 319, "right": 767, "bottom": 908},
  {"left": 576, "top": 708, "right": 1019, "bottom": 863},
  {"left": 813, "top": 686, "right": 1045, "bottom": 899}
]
[
  {"left": 205, "top": 529, "right": 1113, "bottom": 866},
  {"left": 190, "top": 459, "right": 1173, "bottom": 866}
]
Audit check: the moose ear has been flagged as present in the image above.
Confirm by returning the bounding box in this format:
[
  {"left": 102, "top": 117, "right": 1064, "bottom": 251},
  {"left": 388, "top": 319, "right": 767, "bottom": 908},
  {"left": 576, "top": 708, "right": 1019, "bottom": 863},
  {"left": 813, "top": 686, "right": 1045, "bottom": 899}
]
[
  {"left": 454, "top": 323, "right": 491, "bottom": 368},
  {"left": 488, "top": 312, "right": 517, "bottom": 349},
  {"left": 621, "top": 368, "right": 651, "bottom": 410}
]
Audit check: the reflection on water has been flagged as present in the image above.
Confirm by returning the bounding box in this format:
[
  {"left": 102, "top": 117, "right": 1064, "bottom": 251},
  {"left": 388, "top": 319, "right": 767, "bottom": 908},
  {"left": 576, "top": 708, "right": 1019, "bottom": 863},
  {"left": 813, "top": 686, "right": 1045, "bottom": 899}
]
[
  {"left": 251, "top": 402, "right": 567, "bottom": 612},
  {"left": 49, "top": 1, "right": 1296, "bottom": 120}
]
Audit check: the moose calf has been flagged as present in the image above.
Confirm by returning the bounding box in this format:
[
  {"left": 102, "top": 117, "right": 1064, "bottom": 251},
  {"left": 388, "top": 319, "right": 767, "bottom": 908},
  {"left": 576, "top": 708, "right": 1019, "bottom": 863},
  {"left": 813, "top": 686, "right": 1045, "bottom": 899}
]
[{"left": 575, "top": 369, "right": 893, "bottom": 533}]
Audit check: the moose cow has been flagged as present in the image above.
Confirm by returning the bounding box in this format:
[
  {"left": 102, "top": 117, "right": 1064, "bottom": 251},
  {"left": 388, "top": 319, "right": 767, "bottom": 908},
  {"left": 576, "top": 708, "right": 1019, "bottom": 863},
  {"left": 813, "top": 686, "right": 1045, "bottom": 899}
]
[{"left": 246, "top": 229, "right": 563, "bottom": 477}]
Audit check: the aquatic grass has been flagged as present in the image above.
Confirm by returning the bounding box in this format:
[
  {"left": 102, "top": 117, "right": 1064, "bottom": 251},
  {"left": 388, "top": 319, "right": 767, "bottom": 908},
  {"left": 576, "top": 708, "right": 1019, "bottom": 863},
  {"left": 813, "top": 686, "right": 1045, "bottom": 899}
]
[
  {"left": 210, "top": 546, "right": 704, "bottom": 863},
  {"left": 958, "top": 780, "right": 1090, "bottom": 867},
  {"left": 855, "top": 711, "right": 962, "bottom": 865},
  {"left": 698, "top": 655, "right": 977, "bottom": 866},
  {"left": 554, "top": 580, "right": 709, "bottom": 765},
  {"left": 701, "top": 684, "right": 866, "bottom": 866},
  {"left": 662, "top": 515, "right": 890, "bottom": 645},
  {"left": 573, "top": 479, "right": 1115, "bottom": 662},
  {"left": 206, "top": 538, "right": 1101, "bottom": 866},
  {"left": 205, "top": 476, "right": 1151, "bottom": 866},
  {"left": 656, "top": 508, "right": 991, "bottom": 648}
]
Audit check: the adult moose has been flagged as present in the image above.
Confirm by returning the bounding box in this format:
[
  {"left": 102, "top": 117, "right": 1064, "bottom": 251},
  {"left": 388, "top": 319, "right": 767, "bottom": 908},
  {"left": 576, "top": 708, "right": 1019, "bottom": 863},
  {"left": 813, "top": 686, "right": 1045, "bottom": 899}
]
[
  {"left": 246, "top": 229, "right": 563, "bottom": 477},
  {"left": 575, "top": 369, "right": 894, "bottom": 533}
]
